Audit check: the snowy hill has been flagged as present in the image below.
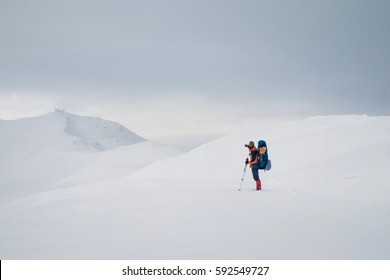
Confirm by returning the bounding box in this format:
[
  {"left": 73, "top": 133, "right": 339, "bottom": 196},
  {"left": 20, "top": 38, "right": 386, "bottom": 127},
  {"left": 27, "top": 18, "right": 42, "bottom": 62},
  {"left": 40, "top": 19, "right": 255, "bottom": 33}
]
[
  {"left": 0, "top": 109, "right": 145, "bottom": 156},
  {"left": 0, "top": 110, "right": 180, "bottom": 199},
  {"left": 0, "top": 115, "right": 389, "bottom": 259},
  {"left": 131, "top": 115, "right": 390, "bottom": 205}
]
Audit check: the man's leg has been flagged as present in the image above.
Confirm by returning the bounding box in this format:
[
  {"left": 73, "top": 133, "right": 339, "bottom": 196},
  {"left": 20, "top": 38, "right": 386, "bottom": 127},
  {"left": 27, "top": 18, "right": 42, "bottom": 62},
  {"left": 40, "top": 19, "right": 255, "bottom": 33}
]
[{"left": 252, "top": 167, "right": 261, "bottom": 190}]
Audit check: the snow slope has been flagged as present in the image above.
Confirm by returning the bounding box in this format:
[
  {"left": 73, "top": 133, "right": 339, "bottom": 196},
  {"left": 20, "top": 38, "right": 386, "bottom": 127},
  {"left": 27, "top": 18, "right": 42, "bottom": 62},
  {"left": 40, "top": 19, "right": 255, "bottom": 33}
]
[
  {"left": 0, "top": 115, "right": 389, "bottom": 259},
  {"left": 132, "top": 115, "right": 390, "bottom": 205},
  {"left": 0, "top": 110, "right": 180, "bottom": 200}
]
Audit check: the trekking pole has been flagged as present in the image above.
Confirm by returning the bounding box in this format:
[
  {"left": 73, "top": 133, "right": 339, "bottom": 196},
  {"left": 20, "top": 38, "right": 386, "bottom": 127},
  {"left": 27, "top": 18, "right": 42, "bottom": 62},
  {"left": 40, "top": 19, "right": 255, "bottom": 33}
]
[{"left": 238, "top": 162, "right": 248, "bottom": 191}]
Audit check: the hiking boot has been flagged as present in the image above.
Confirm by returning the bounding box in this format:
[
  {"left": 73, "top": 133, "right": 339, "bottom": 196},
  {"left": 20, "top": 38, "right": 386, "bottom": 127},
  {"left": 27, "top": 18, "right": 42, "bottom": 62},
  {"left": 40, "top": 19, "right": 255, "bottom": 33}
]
[{"left": 256, "top": 180, "right": 261, "bottom": 191}]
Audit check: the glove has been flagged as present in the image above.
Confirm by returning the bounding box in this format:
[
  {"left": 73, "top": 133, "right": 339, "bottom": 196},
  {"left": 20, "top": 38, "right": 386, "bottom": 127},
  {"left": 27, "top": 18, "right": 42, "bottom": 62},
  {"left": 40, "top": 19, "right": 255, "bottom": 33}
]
[{"left": 245, "top": 158, "right": 249, "bottom": 165}]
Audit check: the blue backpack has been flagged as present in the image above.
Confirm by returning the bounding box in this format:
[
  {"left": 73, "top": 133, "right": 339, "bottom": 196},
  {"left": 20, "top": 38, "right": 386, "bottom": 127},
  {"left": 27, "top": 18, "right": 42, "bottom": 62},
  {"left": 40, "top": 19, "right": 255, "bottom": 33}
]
[{"left": 257, "top": 140, "right": 272, "bottom": 171}]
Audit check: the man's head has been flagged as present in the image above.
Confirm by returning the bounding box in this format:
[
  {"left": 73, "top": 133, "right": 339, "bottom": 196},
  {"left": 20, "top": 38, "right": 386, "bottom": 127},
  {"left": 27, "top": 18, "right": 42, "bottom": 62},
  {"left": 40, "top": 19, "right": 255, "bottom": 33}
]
[{"left": 245, "top": 141, "right": 255, "bottom": 149}]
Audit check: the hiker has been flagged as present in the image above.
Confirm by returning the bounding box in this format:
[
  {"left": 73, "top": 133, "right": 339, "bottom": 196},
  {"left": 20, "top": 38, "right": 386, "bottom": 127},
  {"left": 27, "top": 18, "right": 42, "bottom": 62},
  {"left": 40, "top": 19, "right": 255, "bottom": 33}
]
[{"left": 245, "top": 141, "right": 261, "bottom": 190}]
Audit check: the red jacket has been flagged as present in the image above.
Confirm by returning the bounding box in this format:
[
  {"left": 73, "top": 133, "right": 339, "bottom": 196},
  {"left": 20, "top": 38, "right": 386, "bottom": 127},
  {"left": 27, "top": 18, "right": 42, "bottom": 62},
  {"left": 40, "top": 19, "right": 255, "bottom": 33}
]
[{"left": 248, "top": 146, "right": 259, "bottom": 168}]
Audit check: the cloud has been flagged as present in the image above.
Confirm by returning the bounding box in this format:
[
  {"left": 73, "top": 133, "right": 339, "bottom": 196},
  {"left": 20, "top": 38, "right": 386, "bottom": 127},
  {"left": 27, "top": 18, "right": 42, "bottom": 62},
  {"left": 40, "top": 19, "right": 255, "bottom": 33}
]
[
  {"left": 0, "top": 0, "right": 389, "bottom": 125},
  {"left": 0, "top": 92, "right": 58, "bottom": 120}
]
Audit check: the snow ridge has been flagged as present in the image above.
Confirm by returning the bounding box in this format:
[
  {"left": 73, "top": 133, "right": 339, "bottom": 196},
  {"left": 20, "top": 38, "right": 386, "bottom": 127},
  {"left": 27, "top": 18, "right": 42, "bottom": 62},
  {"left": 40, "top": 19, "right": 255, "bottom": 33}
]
[
  {"left": 0, "top": 110, "right": 172, "bottom": 199},
  {"left": 56, "top": 110, "right": 146, "bottom": 151}
]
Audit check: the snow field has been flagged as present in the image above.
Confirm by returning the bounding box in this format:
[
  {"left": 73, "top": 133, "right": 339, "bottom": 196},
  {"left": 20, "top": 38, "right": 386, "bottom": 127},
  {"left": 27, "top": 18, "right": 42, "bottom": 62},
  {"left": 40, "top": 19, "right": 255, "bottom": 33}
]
[{"left": 0, "top": 113, "right": 389, "bottom": 259}]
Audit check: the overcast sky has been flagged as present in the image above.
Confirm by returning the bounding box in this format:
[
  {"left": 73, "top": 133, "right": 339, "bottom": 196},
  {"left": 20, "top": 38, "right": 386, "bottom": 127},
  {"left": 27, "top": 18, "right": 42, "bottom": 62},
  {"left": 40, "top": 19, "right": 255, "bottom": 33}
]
[{"left": 1, "top": 0, "right": 389, "bottom": 138}]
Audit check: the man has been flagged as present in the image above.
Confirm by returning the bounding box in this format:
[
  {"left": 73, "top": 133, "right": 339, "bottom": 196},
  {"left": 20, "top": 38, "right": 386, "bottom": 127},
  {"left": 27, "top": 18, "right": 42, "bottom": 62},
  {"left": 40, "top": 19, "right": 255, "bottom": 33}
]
[{"left": 246, "top": 141, "right": 261, "bottom": 190}]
